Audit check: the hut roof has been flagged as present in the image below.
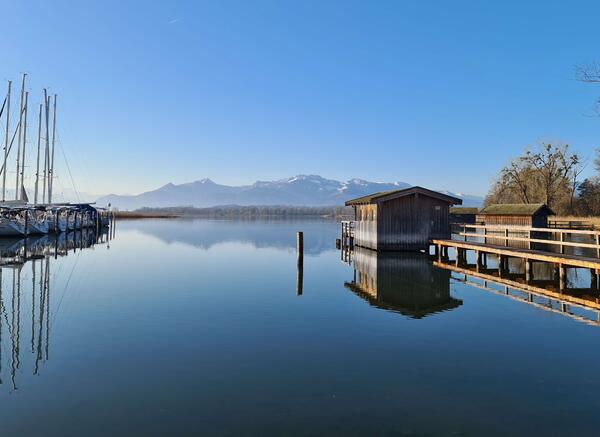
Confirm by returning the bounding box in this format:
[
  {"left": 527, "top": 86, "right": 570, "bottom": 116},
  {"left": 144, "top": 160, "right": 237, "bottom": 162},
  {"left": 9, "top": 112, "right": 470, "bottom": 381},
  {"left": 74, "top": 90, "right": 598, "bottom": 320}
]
[
  {"left": 479, "top": 203, "right": 554, "bottom": 216},
  {"left": 450, "top": 207, "right": 479, "bottom": 215},
  {"left": 345, "top": 186, "right": 462, "bottom": 206}
]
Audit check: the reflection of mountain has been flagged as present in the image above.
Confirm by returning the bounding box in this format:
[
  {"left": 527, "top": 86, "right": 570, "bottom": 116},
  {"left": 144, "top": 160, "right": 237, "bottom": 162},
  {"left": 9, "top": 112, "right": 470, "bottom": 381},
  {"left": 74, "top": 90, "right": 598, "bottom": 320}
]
[
  {"left": 0, "top": 229, "right": 109, "bottom": 390},
  {"left": 123, "top": 219, "right": 340, "bottom": 255},
  {"left": 345, "top": 248, "right": 462, "bottom": 318}
]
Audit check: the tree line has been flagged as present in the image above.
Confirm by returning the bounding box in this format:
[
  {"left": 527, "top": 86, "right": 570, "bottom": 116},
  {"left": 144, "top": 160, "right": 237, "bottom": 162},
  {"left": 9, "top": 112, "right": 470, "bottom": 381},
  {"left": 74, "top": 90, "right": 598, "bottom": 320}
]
[
  {"left": 135, "top": 205, "right": 354, "bottom": 219},
  {"left": 485, "top": 143, "right": 599, "bottom": 215},
  {"left": 486, "top": 63, "right": 600, "bottom": 216}
]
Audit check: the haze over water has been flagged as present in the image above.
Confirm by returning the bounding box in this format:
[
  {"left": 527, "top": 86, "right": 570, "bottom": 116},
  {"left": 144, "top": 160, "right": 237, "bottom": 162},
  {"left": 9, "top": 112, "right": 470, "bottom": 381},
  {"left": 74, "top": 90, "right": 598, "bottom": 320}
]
[{"left": 0, "top": 219, "right": 599, "bottom": 435}]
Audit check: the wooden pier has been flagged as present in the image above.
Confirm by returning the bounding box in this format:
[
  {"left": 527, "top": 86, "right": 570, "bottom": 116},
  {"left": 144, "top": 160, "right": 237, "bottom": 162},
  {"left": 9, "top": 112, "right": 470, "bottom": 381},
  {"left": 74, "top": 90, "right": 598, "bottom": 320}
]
[
  {"left": 431, "top": 224, "right": 600, "bottom": 290},
  {"left": 435, "top": 261, "right": 600, "bottom": 326}
]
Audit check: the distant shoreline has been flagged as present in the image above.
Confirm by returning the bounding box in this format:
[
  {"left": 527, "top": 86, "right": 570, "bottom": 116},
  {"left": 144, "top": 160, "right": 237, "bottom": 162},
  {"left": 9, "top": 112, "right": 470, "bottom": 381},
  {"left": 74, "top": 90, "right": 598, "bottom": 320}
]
[
  {"left": 113, "top": 205, "right": 353, "bottom": 220},
  {"left": 113, "top": 211, "right": 181, "bottom": 219}
]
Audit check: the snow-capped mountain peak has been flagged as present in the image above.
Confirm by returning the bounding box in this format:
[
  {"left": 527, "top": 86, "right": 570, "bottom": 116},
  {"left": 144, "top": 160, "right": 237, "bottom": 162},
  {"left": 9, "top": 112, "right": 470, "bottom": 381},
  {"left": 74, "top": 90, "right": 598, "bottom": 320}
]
[{"left": 97, "top": 176, "right": 483, "bottom": 210}]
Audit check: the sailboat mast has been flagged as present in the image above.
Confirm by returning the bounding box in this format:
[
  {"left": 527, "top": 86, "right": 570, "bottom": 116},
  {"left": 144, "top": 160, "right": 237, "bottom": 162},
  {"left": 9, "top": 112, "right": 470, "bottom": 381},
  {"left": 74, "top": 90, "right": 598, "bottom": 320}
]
[
  {"left": 34, "top": 104, "right": 42, "bottom": 204},
  {"left": 42, "top": 90, "right": 49, "bottom": 204},
  {"left": 2, "top": 81, "right": 11, "bottom": 202},
  {"left": 49, "top": 95, "right": 56, "bottom": 204},
  {"left": 15, "top": 74, "right": 26, "bottom": 201},
  {"left": 20, "top": 91, "right": 28, "bottom": 202}
]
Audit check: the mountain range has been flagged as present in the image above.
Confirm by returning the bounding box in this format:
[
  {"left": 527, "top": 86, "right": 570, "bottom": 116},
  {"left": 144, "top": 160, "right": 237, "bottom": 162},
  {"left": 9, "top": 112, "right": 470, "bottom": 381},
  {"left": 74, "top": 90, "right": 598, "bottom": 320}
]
[{"left": 96, "top": 175, "right": 484, "bottom": 210}]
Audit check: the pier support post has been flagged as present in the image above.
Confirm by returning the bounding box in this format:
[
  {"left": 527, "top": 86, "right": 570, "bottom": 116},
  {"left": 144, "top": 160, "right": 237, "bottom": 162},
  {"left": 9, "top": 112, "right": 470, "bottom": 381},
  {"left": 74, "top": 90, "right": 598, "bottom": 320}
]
[
  {"left": 525, "top": 259, "right": 532, "bottom": 283},
  {"left": 591, "top": 269, "right": 598, "bottom": 291},
  {"left": 499, "top": 255, "right": 508, "bottom": 278},
  {"left": 559, "top": 265, "right": 566, "bottom": 291},
  {"left": 476, "top": 250, "right": 482, "bottom": 272},
  {"left": 455, "top": 248, "right": 463, "bottom": 267}
]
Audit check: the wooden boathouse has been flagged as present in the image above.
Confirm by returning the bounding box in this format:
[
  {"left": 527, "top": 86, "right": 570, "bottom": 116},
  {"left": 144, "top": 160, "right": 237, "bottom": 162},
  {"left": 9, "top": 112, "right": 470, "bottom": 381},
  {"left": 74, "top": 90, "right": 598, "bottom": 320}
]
[
  {"left": 344, "top": 186, "right": 462, "bottom": 251},
  {"left": 476, "top": 203, "right": 554, "bottom": 228},
  {"left": 449, "top": 207, "right": 479, "bottom": 224}
]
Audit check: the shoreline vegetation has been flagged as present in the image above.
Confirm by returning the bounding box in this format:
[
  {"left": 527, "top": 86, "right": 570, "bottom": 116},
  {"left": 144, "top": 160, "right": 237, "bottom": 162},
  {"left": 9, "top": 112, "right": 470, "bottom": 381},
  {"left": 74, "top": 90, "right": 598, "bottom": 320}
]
[
  {"left": 113, "top": 207, "right": 600, "bottom": 229},
  {"left": 114, "top": 205, "right": 354, "bottom": 220}
]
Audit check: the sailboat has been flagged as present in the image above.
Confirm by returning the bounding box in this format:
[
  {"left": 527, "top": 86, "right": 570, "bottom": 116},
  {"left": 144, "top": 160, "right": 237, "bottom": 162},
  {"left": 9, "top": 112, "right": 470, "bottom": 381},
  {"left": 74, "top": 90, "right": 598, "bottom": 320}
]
[
  {"left": 0, "top": 207, "right": 26, "bottom": 236},
  {"left": 46, "top": 207, "right": 68, "bottom": 233}
]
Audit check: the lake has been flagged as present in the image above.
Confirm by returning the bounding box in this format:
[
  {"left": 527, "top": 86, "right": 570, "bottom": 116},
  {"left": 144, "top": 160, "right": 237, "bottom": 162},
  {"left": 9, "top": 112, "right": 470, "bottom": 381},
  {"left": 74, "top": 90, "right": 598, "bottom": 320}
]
[{"left": 0, "top": 219, "right": 599, "bottom": 436}]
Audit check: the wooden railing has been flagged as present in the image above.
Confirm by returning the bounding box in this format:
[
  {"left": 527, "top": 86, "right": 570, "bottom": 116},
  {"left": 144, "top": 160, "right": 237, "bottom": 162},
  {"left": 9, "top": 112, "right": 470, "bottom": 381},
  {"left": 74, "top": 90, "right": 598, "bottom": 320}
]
[
  {"left": 341, "top": 220, "right": 354, "bottom": 238},
  {"left": 548, "top": 219, "right": 597, "bottom": 230},
  {"left": 458, "top": 224, "right": 600, "bottom": 257}
]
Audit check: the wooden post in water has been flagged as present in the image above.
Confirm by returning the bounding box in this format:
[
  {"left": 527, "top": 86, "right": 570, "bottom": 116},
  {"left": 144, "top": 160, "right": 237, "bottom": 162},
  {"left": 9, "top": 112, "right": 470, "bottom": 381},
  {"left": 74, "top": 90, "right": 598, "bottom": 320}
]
[
  {"left": 525, "top": 259, "right": 532, "bottom": 283},
  {"left": 296, "top": 232, "right": 303, "bottom": 296},
  {"left": 499, "top": 255, "right": 507, "bottom": 278},
  {"left": 590, "top": 269, "right": 597, "bottom": 290},
  {"left": 559, "top": 265, "right": 566, "bottom": 291},
  {"left": 560, "top": 231, "right": 565, "bottom": 254}
]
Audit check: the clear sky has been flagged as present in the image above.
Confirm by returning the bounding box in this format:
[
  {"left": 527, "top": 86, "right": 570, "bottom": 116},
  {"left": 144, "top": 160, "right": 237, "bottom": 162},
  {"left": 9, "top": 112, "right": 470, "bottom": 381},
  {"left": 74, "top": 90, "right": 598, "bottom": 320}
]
[{"left": 2, "top": 0, "right": 600, "bottom": 197}]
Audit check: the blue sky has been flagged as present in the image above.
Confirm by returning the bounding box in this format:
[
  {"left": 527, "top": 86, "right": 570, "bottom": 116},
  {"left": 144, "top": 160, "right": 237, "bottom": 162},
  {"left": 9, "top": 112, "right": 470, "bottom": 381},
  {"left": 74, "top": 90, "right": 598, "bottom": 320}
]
[{"left": 2, "top": 0, "right": 599, "bottom": 196}]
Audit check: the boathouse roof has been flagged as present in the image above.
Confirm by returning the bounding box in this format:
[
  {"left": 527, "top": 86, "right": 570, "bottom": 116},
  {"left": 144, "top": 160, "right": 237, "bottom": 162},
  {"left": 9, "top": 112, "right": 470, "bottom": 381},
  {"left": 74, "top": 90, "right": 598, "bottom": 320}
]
[
  {"left": 450, "top": 207, "right": 479, "bottom": 215},
  {"left": 345, "top": 186, "right": 462, "bottom": 206},
  {"left": 479, "top": 203, "right": 554, "bottom": 216}
]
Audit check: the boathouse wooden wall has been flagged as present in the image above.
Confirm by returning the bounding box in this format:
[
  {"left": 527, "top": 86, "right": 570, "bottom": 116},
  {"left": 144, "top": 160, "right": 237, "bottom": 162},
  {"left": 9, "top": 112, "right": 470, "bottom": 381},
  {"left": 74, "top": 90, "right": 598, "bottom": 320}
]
[
  {"left": 475, "top": 214, "right": 549, "bottom": 228},
  {"left": 376, "top": 194, "right": 451, "bottom": 251},
  {"left": 353, "top": 204, "right": 378, "bottom": 250}
]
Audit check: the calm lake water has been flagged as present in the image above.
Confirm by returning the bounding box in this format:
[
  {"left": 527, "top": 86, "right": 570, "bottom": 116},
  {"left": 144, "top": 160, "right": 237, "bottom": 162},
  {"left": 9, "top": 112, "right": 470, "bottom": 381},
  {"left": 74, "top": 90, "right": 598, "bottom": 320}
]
[{"left": 0, "top": 219, "right": 599, "bottom": 436}]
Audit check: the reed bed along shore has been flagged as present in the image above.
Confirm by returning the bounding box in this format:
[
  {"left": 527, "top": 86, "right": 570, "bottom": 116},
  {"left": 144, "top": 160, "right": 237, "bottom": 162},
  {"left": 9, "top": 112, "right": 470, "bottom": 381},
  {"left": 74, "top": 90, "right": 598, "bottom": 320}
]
[{"left": 112, "top": 211, "right": 181, "bottom": 219}]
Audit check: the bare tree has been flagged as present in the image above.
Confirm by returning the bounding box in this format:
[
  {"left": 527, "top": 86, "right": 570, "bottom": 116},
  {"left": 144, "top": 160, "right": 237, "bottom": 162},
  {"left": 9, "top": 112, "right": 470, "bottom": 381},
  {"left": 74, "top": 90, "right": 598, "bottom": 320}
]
[
  {"left": 524, "top": 143, "right": 579, "bottom": 207},
  {"left": 577, "top": 63, "right": 600, "bottom": 114},
  {"left": 486, "top": 143, "right": 582, "bottom": 213}
]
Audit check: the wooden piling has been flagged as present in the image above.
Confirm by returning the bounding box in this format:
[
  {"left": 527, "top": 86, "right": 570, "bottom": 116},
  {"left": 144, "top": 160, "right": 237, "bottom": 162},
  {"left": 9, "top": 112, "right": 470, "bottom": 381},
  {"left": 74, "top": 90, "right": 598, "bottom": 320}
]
[
  {"left": 297, "top": 232, "right": 303, "bottom": 265},
  {"left": 296, "top": 232, "right": 304, "bottom": 295},
  {"left": 559, "top": 265, "right": 566, "bottom": 291},
  {"left": 525, "top": 259, "right": 532, "bottom": 283}
]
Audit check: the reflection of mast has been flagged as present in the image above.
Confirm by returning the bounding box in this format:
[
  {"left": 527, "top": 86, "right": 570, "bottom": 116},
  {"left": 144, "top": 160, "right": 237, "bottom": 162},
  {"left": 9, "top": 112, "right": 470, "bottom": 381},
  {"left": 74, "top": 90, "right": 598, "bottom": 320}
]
[
  {"left": 0, "top": 268, "right": 3, "bottom": 385},
  {"left": 31, "top": 260, "right": 35, "bottom": 353},
  {"left": 10, "top": 267, "right": 21, "bottom": 389},
  {"left": 45, "top": 257, "right": 49, "bottom": 360},
  {"left": 16, "top": 267, "right": 21, "bottom": 371},
  {"left": 34, "top": 259, "right": 46, "bottom": 375}
]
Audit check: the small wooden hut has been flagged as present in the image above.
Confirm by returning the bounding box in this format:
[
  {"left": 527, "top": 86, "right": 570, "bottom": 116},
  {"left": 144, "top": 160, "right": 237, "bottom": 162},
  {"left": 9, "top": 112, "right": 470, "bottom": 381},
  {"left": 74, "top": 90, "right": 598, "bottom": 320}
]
[
  {"left": 449, "top": 207, "right": 479, "bottom": 224},
  {"left": 345, "top": 186, "right": 462, "bottom": 251},
  {"left": 476, "top": 204, "right": 554, "bottom": 228}
]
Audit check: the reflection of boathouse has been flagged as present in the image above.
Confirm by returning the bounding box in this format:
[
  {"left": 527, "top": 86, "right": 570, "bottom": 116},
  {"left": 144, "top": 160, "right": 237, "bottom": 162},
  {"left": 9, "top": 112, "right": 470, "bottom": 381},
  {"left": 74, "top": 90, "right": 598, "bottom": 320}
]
[{"left": 344, "top": 247, "right": 462, "bottom": 318}]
